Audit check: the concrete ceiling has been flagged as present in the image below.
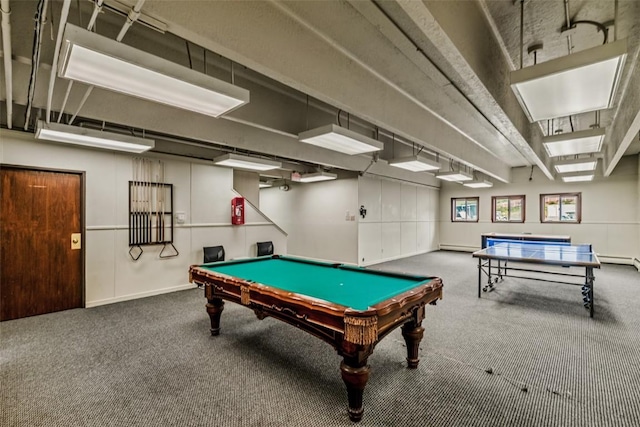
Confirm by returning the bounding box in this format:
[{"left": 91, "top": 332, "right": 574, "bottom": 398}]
[{"left": 1, "top": 0, "right": 639, "bottom": 184}]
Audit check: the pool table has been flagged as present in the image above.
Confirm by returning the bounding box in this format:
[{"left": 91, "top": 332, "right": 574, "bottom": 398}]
[{"left": 188, "top": 255, "right": 443, "bottom": 422}]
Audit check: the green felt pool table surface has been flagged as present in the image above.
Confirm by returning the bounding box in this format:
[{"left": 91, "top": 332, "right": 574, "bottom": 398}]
[{"left": 200, "top": 256, "right": 435, "bottom": 311}]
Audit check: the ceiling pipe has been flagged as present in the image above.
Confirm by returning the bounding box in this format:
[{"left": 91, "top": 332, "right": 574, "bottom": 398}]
[
  {"left": 23, "top": 0, "right": 48, "bottom": 130},
  {"left": 1, "top": 0, "right": 13, "bottom": 128},
  {"left": 116, "top": 0, "right": 145, "bottom": 42},
  {"left": 46, "top": 0, "right": 71, "bottom": 123},
  {"left": 87, "top": 0, "right": 104, "bottom": 31}
]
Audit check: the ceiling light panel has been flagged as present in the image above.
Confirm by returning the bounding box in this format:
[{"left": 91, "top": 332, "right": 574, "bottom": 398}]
[
  {"left": 543, "top": 128, "right": 605, "bottom": 157},
  {"left": 298, "top": 124, "right": 383, "bottom": 155},
  {"left": 213, "top": 153, "right": 281, "bottom": 171},
  {"left": 510, "top": 39, "right": 627, "bottom": 122},
  {"left": 554, "top": 158, "right": 597, "bottom": 173},
  {"left": 35, "top": 120, "right": 154, "bottom": 153},
  {"left": 59, "top": 24, "right": 250, "bottom": 117},
  {"left": 299, "top": 172, "right": 338, "bottom": 183},
  {"left": 463, "top": 180, "right": 493, "bottom": 188},
  {"left": 562, "top": 174, "right": 594, "bottom": 182},
  {"left": 388, "top": 156, "right": 441, "bottom": 172},
  {"left": 435, "top": 171, "right": 473, "bottom": 182}
]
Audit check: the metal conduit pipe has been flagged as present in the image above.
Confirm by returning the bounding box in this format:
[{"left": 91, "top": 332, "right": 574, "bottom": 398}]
[
  {"left": 564, "top": 0, "right": 573, "bottom": 54},
  {"left": 1, "top": 0, "right": 13, "bottom": 128},
  {"left": 24, "top": 0, "right": 48, "bottom": 130},
  {"left": 68, "top": 0, "right": 145, "bottom": 125},
  {"left": 87, "top": 0, "right": 104, "bottom": 31},
  {"left": 116, "top": 0, "right": 145, "bottom": 42},
  {"left": 46, "top": 0, "right": 71, "bottom": 123}
]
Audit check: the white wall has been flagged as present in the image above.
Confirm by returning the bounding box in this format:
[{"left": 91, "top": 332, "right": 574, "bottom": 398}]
[
  {"left": 439, "top": 156, "right": 640, "bottom": 264},
  {"left": 259, "top": 175, "right": 440, "bottom": 266},
  {"left": 0, "top": 131, "right": 286, "bottom": 306},
  {"left": 260, "top": 178, "right": 359, "bottom": 264},
  {"left": 358, "top": 176, "right": 439, "bottom": 266}
]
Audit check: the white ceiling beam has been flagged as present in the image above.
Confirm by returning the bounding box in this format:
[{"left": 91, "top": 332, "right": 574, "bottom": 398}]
[
  {"left": 389, "top": 0, "right": 554, "bottom": 179},
  {"left": 603, "top": 58, "right": 640, "bottom": 176},
  {"left": 138, "top": 0, "right": 511, "bottom": 182}
]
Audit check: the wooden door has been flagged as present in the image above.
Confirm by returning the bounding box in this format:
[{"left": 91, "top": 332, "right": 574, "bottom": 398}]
[{"left": 1, "top": 167, "right": 84, "bottom": 320}]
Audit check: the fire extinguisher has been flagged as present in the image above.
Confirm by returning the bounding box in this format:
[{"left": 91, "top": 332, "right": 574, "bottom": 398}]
[{"left": 231, "top": 197, "right": 245, "bottom": 225}]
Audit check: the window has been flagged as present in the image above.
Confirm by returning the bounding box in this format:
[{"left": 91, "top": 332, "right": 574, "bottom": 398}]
[
  {"left": 451, "top": 197, "right": 479, "bottom": 222},
  {"left": 540, "top": 193, "right": 581, "bottom": 223},
  {"left": 492, "top": 195, "right": 525, "bottom": 223}
]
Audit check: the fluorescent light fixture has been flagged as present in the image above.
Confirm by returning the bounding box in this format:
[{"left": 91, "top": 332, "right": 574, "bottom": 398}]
[
  {"left": 435, "top": 170, "right": 473, "bottom": 182},
  {"left": 510, "top": 39, "right": 627, "bottom": 122},
  {"left": 299, "top": 171, "right": 338, "bottom": 183},
  {"left": 259, "top": 181, "right": 273, "bottom": 188},
  {"left": 298, "top": 124, "right": 383, "bottom": 155},
  {"left": 562, "top": 173, "right": 594, "bottom": 183},
  {"left": 543, "top": 128, "right": 605, "bottom": 157},
  {"left": 388, "top": 155, "right": 440, "bottom": 172},
  {"left": 213, "top": 153, "right": 281, "bottom": 171},
  {"left": 554, "top": 158, "right": 598, "bottom": 173},
  {"left": 35, "top": 120, "right": 154, "bottom": 153},
  {"left": 463, "top": 180, "right": 493, "bottom": 188},
  {"left": 58, "top": 24, "right": 249, "bottom": 117}
]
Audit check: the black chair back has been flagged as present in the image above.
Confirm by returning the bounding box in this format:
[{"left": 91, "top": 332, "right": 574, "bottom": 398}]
[
  {"left": 203, "top": 246, "right": 225, "bottom": 263},
  {"left": 256, "top": 241, "right": 274, "bottom": 257}
]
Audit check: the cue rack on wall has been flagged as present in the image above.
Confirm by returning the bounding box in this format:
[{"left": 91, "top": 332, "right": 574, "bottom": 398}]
[{"left": 128, "top": 158, "right": 178, "bottom": 260}]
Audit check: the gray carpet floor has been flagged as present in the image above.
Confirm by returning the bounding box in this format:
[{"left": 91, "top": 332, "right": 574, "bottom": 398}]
[{"left": 1, "top": 251, "right": 639, "bottom": 426}]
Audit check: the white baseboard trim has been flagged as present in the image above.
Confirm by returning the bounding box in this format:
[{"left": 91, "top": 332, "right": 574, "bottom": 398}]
[
  {"left": 438, "top": 245, "right": 477, "bottom": 253},
  {"left": 360, "top": 249, "right": 435, "bottom": 267},
  {"left": 86, "top": 283, "right": 195, "bottom": 308},
  {"left": 632, "top": 258, "right": 640, "bottom": 272}
]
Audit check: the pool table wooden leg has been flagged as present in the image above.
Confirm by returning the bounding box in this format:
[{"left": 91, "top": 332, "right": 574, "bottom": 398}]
[
  {"left": 205, "top": 297, "right": 225, "bottom": 336},
  {"left": 401, "top": 322, "right": 425, "bottom": 369},
  {"left": 340, "top": 358, "right": 370, "bottom": 423}
]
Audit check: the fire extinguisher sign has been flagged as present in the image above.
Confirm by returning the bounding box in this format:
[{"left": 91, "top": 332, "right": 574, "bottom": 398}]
[{"left": 231, "top": 197, "right": 245, "bottom": 225}]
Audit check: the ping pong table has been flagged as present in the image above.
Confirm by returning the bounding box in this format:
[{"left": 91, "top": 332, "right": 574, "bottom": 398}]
[{"left": 472, "top": 238, "right": 601, "bottom": 317}]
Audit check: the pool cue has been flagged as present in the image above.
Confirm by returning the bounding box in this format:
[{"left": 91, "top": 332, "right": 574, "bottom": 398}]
[
  {"left": 133, "top": 159, "right": 138, "bottom": 245},
  {"left": 130, "top": 160, "right": 133, "bottom": 245},
  {"left": 136, "top": 160, "right": 140, "bottom": 244},
  {"left": 137, "top": 159, "right": 142, "bottom": 245},
  {"left": 148, "top": 159, "right": 152, "bottom": 244},
  {"left": 130, "top": 160, "right": 134, "bottom": 244},
  {"left": 146, "top": 159, "right": 150, "bottom": 244},
  {"left": 160, "top": 161, "right": 165, "bottom": 242},
  {"left": 154, "top": 162, "right": 157, "bottom": 243},
  {"left": 138, "top": 158, "right": 143, "bottom": 245},
  {"left": 156, "top": 162, "right": 160, "bottom": 242}
]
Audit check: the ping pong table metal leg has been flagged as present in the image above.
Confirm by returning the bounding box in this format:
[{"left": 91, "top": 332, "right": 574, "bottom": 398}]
[
  {"left": 581, "top": 266, "right": 595, "bottom": 318},
  {"left": 588, "top": 267, "right": 595, "bottom": 318},
  {"left": 478, "top": 258, "right": 482, "bottom": 298}
]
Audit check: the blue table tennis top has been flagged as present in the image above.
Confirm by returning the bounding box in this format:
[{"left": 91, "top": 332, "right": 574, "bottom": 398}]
[{"left": 473, "top": 240, "right": 601, "bottom": 268}]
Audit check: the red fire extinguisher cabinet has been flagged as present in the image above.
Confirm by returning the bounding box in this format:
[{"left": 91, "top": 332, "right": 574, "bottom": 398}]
[{"left": 231, "top": 197, "right": 245, "bottom": 225}]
